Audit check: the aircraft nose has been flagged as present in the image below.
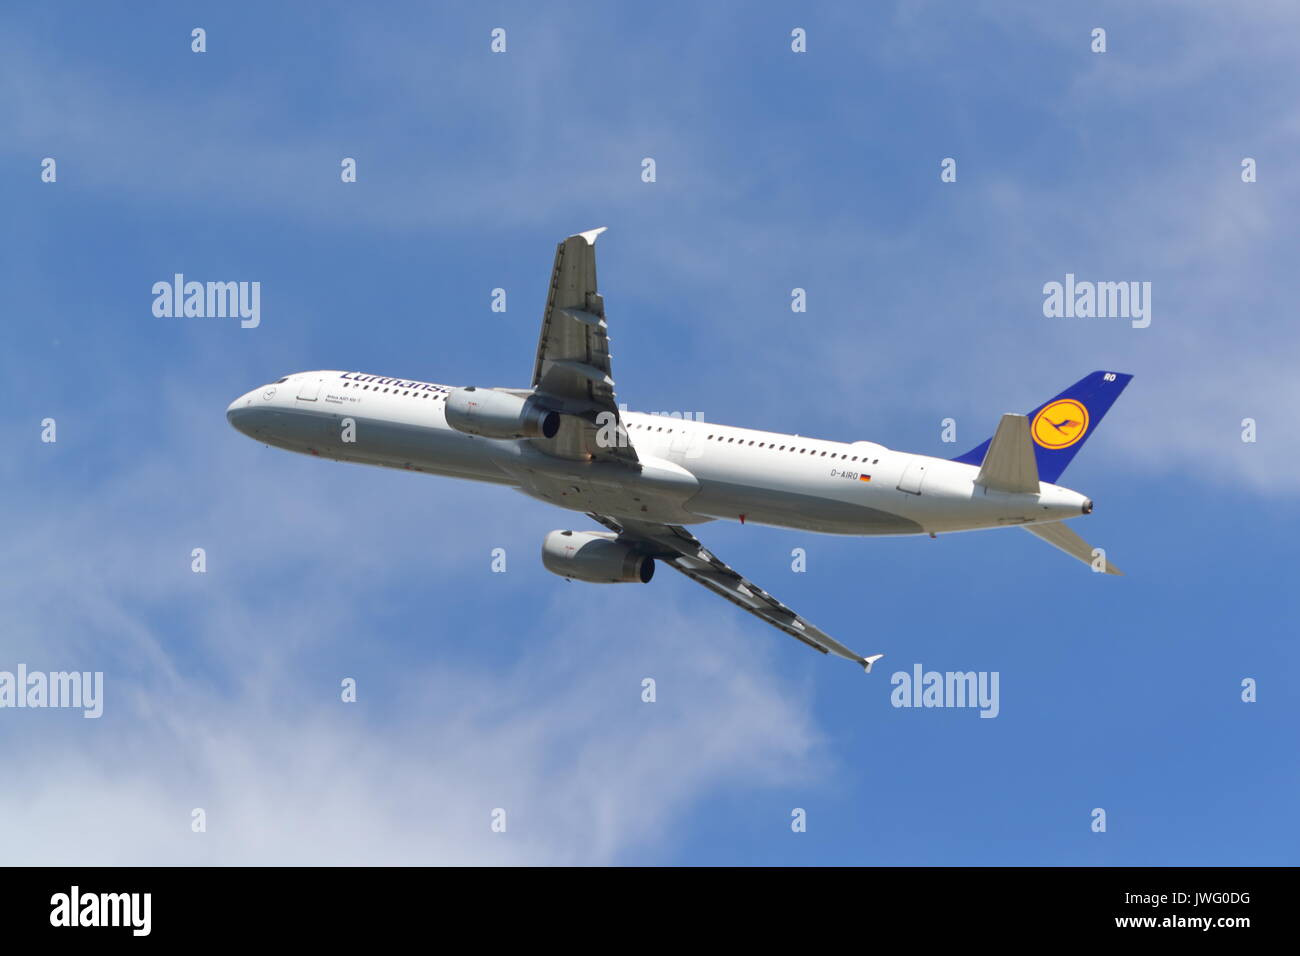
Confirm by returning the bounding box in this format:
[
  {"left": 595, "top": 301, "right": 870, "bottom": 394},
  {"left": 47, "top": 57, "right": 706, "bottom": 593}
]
[{"left": 226, "top": 391, "right": 262, "bottom": 436}]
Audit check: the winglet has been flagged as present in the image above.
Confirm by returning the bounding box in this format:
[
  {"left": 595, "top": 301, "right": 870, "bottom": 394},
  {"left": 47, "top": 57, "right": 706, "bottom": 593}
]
[
  {"left": 861, "top": 653, "right": 885, "bottom": 674},
  {"left": 576, "top": 226, "right": 607, "bottom": 246}
]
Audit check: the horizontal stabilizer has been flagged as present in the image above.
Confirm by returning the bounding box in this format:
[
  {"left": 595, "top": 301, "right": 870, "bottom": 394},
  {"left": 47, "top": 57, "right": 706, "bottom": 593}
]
[
  {"left": 1024, "top": 521, "right": 1122, "bottom": 575},
  {"left": 976, "top": 413, "right": 1040, "bottom": 494}
]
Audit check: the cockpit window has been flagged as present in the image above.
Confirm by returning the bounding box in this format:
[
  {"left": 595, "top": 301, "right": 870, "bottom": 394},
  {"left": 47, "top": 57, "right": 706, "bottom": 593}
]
[{"left": 275, "top": 377, "right": 289, "bottom": 384}]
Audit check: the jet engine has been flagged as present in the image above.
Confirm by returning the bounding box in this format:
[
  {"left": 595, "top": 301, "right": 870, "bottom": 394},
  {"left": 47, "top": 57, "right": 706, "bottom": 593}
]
[
  {"left": 445, "top": 387, "right": 560, "bottom": 440},
  {"left": 541, "top": 530, "right": 655, "bottom": 584}
]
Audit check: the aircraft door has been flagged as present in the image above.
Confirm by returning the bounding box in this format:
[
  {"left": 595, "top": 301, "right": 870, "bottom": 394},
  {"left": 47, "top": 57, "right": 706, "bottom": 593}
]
[
  {"left": 297, "top": 378, "right": 322, "bottom": 401},
  {"left": 668, "top": 425, "right": 692, "bottom": 462},
  {"left": 897, "top": 459, "right": 928, "bottom": 495}
]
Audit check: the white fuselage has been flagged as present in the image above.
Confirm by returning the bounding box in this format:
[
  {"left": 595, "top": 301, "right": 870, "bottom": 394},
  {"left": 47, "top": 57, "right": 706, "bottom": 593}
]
[{"left": 227, "top": 370, "right": 1091, "bottom": 536}]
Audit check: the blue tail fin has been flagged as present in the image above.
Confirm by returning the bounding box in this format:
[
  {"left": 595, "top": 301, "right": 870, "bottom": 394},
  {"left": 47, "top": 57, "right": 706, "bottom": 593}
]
[{"left": 950, "top": 371, "right": 1133, "bottom": 484}]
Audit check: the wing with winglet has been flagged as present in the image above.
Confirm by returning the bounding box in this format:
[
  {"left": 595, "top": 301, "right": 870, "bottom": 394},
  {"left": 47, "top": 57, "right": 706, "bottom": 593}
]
[
  {"left": 588, "top": 513, "right": 885, "bottom": 672},
  {"left": 528, "top": 228, "right": 637, "bottom": 465}
]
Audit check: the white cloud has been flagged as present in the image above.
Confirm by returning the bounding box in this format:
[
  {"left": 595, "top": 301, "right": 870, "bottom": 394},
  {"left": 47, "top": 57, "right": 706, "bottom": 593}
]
[{"left": 0, "top": 390, "right": 826, "bottom": 864}]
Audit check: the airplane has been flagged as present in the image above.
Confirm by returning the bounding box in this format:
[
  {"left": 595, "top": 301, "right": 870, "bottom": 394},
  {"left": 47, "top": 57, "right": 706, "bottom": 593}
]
[{"left": 227, "top": 228, "right": 1132, "bottom": 674}]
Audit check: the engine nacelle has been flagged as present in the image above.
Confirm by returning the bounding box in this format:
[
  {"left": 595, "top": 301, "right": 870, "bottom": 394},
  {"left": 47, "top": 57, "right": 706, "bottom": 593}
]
[
  {"left": 445, "top": 387, "right": 560, "bottom": 440},
  {"left": 541, "top": 531, "right": 655, "bottom": 584}
]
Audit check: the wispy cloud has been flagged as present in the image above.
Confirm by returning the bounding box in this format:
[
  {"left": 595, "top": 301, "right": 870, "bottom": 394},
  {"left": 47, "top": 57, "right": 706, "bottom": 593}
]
[{"left": 0, "top": 388, "right": 826, "bottom": 864}]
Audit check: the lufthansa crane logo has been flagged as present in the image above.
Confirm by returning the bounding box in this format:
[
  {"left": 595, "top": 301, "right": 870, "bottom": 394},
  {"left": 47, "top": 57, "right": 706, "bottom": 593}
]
[{"left": 1031, "top": 399, "right": 1089, "bottom": 449}]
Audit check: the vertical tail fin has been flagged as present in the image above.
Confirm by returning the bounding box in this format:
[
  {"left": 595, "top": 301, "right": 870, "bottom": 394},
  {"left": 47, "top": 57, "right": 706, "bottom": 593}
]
[{"left": 951, "top": 371, "right": 1133, "bottom": 484}]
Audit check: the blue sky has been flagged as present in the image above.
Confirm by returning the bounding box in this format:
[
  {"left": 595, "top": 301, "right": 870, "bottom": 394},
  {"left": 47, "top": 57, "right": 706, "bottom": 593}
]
[{"left": 1, "top": 1, "right": 1296, "bottom": 864}]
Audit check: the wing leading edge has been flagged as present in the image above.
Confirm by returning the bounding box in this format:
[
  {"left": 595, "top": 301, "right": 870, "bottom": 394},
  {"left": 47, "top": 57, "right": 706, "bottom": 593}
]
[{"left": 588, "top": 514, "right": 884, "bottom": 673}]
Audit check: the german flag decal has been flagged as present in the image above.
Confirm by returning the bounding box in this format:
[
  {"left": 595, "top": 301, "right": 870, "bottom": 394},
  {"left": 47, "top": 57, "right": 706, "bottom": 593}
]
[{"left": 859, "top": 475, "right": 872, "bottom": 482}]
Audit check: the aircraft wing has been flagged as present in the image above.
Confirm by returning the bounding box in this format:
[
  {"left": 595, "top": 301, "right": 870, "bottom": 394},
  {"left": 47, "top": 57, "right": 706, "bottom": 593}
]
[
  {"left": 588, "top": 513, "right": 885, "bottom": 672},
  {"left": 528, "top": 228, "right": 637, "bottom": 465}
]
